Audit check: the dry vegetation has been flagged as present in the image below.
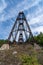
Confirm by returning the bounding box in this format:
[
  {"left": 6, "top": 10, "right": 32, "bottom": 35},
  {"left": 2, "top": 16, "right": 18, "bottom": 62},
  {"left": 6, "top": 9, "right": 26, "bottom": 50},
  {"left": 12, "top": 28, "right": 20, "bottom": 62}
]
[{"left": 0, "top": 44, "right": 43, "bottom": 65}]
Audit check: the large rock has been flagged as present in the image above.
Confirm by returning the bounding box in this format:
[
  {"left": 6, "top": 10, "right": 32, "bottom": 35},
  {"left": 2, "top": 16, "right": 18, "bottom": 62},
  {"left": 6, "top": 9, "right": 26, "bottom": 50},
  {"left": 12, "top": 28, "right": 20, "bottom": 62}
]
[
  {"left": 0, "top": 44, "right": 9, "bottom": 50},
  {"left": 34, "top": 43, "right": 41, "bottom": 50}
]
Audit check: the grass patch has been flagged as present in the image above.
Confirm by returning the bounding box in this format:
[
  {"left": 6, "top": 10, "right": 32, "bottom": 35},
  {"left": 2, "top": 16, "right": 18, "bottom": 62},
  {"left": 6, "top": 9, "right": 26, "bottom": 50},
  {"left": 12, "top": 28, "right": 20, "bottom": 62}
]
[{"left": 18, "top": 53, "right": 41, "bottom": 65}]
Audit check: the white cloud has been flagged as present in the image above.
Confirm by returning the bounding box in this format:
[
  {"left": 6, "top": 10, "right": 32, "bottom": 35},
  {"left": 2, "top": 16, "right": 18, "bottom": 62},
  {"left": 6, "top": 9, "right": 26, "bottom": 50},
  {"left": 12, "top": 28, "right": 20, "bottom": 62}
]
[
  {"left": 0, "top": 14, "right": 5, "bottom": 21},
  {"left": 17, "top": 0, "right": 41, "bottom": 11},
  {"left": 28, "top": 11, "right": 43, "bottom": 34},
  {"left": 27, "top": 6, "right": 43, "bottom": 20},
  {"left": 0, "top": 0, "right": 7, "bottom": 22},
  {"left": 0, "top": 0, "right": 7, "bottom": 13},
  {"left": 29, "top": 14, "right": 43, "bottom": 25},
  {"left": 0, "top": 0, "right": 41, "bottom": 22},
  {"left": 32, "top": 26, "right": 43, "bottom": 34},
  {"left": 0, "top": 0, "right": 43, "bottom": 36}
]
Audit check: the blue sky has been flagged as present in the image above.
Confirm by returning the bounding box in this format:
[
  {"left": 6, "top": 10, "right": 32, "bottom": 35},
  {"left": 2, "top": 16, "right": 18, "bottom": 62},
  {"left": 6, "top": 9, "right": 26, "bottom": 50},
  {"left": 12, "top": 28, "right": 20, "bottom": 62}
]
[{"left": 0, "top": 0, "right": 43, "bottom": 40}]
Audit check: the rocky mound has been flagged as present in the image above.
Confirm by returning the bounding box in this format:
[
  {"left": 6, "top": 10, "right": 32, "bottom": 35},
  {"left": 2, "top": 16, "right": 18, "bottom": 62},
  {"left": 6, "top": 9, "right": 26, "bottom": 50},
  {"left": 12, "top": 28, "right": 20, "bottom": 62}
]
[{"left": 0, "top": 44, "right": 43, "bottom": 65}]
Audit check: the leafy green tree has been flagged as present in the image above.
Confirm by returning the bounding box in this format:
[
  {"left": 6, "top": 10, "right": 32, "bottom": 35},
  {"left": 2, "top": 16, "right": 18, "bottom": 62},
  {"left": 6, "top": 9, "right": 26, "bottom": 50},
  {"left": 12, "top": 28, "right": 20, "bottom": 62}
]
[{"left": 34, "top": 32, "right": 43, "bottom": 46}]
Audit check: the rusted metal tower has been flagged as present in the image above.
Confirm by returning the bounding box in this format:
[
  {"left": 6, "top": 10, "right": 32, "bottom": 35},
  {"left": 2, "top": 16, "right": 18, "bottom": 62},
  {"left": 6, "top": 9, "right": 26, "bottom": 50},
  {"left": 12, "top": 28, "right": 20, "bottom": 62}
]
[{"left": 8, "top": 11, "right": 34, "bottom": 44}]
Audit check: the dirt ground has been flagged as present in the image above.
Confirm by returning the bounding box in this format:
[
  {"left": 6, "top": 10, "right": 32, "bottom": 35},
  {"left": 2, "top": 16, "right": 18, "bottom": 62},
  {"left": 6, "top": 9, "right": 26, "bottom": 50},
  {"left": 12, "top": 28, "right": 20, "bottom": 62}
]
[{"left": 0, "top": 44, "right": 43, "bottom": 65}]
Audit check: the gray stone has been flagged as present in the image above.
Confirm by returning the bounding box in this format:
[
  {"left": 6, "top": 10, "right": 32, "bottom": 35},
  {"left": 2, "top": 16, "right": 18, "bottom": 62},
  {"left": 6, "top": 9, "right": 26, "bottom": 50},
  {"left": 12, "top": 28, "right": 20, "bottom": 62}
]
[
  {"left": 0, "top": 44, "right": 9, "bottom": 50},
  {"left": 12, "top": 51, "right": 17, "bottom": 55},
  {"left": 34, "top": 43, "right": 41, "bottom": 50}
]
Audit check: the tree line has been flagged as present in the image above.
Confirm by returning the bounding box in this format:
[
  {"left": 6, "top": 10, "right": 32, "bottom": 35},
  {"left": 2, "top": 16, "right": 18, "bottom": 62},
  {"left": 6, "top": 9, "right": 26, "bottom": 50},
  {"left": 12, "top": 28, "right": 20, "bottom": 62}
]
[{"left": 0, "top": 32, "right": 43, "bottom": 47}]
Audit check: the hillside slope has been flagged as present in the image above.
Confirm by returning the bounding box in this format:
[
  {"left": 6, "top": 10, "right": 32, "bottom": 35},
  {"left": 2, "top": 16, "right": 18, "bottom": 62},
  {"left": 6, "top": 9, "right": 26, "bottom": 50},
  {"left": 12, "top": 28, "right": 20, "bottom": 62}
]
[{"left": 0, "top": 44, "right": 43, "bottom": 65}]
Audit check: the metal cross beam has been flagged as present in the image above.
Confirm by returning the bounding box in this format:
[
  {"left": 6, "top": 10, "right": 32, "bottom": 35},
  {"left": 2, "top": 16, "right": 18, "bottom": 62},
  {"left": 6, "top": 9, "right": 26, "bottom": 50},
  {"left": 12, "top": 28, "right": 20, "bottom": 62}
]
[{"left": 8, "top": 11, "right": 35, "bottom": 44}]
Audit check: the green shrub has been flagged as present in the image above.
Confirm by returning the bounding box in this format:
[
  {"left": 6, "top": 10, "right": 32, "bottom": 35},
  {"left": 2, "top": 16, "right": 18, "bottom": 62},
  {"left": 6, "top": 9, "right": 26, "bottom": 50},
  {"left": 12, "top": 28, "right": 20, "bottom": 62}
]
[
  {"left": 34, "top": 32, "right": 43, "bottom": 46},
  {"left": 0, "top": 40, "right": 8, "bottom": 47},
  {"left": 18, "top": 54, "right": 41, "bottom": 65}
]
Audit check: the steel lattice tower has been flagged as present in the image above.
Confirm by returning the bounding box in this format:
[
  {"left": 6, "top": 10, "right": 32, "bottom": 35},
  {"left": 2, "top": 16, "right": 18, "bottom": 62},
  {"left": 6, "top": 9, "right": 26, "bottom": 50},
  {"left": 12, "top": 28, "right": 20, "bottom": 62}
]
[{"left": 8, "top": 11, "right": 34, "bottom": 44}]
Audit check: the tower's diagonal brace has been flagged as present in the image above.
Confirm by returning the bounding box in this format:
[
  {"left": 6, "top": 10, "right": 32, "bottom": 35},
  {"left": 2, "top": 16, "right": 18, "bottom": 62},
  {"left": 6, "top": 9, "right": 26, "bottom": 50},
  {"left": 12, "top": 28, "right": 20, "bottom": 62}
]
[
  {"left": 23, "top": 14, "right": 34, "bottom": 39},
  {"left": 8, "top": 14, "right": 19, "bottom": 40},
  {"left": 8, "top": 11, "right": 35, "bottom": 44}
]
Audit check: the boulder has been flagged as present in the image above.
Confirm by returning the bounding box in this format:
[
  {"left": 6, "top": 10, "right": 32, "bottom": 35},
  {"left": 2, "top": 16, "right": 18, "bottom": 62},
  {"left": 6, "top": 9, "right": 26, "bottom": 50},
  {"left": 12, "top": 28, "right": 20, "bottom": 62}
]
[
  {"left": 12, "top": 51, "right": 17, "bottom": 55},
  {"left": 0, "top": 44, "right": 9, "bottom": 50},
  {"left": 34, "top": 43, "right": 41, "bottom": 50}
]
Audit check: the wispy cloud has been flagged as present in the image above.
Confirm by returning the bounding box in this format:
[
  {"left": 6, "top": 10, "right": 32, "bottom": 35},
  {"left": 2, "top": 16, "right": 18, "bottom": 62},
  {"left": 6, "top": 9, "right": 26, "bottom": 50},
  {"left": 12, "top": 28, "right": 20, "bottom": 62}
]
[
  {"left": 29, "top": 14, "right": 43, "bottom": 25},
  {"left": 0, "top": 0, "right": 41, "bottom": 22},
  {"left": 0, "top": 0, "right": 43, "bottom": 39},
  {"left": 0, "top": 0, "right": 7, "bottom": 13},
  {"left": 18, "top": 0, "right": 41, "bottom": 11},
  {"left": 32, "top": 26, "right": 43, "bottom": 34}
]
